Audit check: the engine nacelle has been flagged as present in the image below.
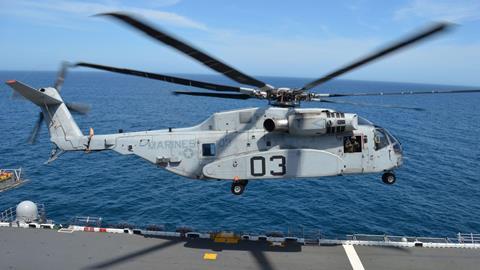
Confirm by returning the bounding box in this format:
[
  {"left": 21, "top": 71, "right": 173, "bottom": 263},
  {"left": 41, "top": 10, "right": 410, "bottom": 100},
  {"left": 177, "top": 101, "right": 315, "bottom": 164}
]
[
  {"left": 263, "top": 118, "right": 289, "bottom": 132},
  {"left": 290, "top": 111, "right": 358, "bottom": 135},
  {"left": 263, "top": 111, "right": 358, "bottom": 135}
]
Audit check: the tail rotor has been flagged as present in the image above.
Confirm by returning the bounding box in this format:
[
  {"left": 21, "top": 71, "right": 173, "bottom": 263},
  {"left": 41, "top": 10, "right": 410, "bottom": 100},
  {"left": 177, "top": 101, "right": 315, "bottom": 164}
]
[
  {"left": 27, "top": 112, "right": 44, "bottom": 144},
  {"left": 9, "top": 62, "right": 91, "bottom": 144}
]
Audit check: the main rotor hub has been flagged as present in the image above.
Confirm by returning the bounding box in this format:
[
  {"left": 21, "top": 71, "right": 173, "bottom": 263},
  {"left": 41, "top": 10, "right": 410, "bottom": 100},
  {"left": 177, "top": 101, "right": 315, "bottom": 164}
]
[{"left": 267, "top": 88, "right": 313, "bottom": 107}]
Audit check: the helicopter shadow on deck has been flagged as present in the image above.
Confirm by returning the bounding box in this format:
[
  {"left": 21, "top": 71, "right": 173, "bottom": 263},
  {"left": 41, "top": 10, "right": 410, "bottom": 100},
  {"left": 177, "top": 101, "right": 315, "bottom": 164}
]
[
  {"left": 183, "top": 237, "right": 302, "bottom": 270},
  {"left": 83, "top": 235, "right": 301, "bottom": 270},
  {"left": 82, "top": 238, "right": 183, "bottom": 270}
]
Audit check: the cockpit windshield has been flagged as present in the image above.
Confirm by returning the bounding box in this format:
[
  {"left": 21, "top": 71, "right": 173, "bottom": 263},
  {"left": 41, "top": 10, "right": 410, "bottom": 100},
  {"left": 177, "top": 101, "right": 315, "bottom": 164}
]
[
  {"left": 385, "top": 130, "right": 399, "bottom": 145},
  {"left": 385, "top": 129, "right": 402, "bottom": 153},
  {"left": 374, "top": 128, "right": 402, "bottom": 153}
]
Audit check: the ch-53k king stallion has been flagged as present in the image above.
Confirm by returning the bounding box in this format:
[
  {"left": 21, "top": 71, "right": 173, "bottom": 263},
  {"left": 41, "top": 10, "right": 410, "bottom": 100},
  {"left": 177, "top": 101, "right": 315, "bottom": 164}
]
[{"left": 6, "top": 13, "right": 480, "bottom": 194}]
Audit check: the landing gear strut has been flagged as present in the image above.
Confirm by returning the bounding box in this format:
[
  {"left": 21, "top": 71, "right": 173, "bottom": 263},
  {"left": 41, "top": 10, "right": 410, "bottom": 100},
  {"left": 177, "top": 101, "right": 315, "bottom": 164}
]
[
  {"left": 382, "top": 172, "right": 396, "bottom": 184},
  {"left": 231, "top": 180, "right": 248, "bottom": 195}
]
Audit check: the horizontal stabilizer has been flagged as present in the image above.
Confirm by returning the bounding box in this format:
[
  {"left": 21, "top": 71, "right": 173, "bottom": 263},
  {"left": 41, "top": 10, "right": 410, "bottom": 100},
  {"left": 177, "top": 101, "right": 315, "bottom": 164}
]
[{"left": 5, "top": 80, "right": 62, "bottom": 106}]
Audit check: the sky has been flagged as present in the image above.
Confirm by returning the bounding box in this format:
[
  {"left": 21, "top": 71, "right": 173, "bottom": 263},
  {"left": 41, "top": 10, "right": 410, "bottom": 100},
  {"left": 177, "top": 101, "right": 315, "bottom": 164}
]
[{"left": 0, "top": 0, "right": 479, "bottom": 86}]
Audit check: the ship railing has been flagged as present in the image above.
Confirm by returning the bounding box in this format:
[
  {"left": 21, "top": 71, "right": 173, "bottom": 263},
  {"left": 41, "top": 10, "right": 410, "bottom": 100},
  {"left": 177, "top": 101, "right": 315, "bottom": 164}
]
[
  {"left": 36, "top": 203, "right": 47, "bottom": 223},
  {"left": 0, "top": 206, "right": 16, "bottom": 222},
  {"left": 0, "top": 202, "right": 46, "bottom": 223},
  {"left": 0, "top": 168, "right": 24, "bottom": 191},
  {"left": 0, "top": 168, "right": 22, "bottom": 180},
  {"left": 457, "top": 233, "right": 480, "bottom": 244},
  {"left": 347, "top": 234, "right": 451, "bottom": 243},
  {"left": 71, "top": 216, "right": 103, "bottom": 227}
]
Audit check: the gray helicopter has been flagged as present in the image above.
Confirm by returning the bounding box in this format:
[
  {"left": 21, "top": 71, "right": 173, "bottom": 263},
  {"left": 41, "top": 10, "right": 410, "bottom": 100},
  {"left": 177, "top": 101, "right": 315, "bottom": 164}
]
[{"left": 6, "top": 13, "right": 480, "bottom": 195}]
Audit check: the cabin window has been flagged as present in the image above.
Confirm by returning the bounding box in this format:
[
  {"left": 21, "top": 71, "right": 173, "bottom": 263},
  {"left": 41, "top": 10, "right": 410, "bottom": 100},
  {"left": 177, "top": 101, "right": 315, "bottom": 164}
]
[
  {"left": 374, "top": 129, "right": 389, "bottom": 150},
  {"left": 202, "top": 143, "right": 216, "bottom": 156},
  {"left": 344, "top": 136, "right": 362, "bottom": 153}
]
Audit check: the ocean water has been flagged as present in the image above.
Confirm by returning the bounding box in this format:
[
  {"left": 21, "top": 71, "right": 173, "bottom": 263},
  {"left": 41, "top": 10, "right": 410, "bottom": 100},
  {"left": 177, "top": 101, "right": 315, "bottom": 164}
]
[{"left": 0, "top": 71, "right": 479, "bottom": 238}]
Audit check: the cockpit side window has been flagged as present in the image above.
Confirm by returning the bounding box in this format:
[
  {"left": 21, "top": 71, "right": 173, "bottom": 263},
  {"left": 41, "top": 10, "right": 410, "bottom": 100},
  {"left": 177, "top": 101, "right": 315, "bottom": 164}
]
[{"left": 374, "top": 129, "right": 389, "bottom": 150}]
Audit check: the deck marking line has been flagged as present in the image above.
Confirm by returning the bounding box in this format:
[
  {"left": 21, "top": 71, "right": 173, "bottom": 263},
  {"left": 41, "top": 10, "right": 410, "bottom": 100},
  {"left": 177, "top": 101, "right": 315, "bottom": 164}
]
[{"left": 343, "top": 244, "right": 365, "bottom": 270}]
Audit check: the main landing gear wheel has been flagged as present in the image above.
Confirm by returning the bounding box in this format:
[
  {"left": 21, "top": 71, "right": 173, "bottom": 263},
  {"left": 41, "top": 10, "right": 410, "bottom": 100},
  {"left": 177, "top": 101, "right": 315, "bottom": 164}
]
[
  {"left": 382, "top": 172, "right": 396, "bottom": 184},
  {"left": 231, "top": 180, "right": 248, "bottom": 195}
]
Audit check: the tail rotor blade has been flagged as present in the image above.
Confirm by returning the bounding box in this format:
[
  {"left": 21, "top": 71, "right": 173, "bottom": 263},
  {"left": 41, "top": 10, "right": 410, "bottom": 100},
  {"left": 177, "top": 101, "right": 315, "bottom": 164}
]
[
  {"left": 28, "top": 112, "right": 44, "bottom": 144},
  {"left": 66, "top": 102, "right": 91, "bottom": 115},
  {"left": 54, "top": 61, "right": 70, "bottom": 92}
]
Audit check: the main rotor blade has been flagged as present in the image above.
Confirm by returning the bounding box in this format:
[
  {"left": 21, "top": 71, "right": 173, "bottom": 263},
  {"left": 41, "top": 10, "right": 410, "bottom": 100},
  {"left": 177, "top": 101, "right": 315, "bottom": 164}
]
[
  {"left": 98, "top": 12, "right": 268, "bottom": 88},
  {"left": 28, "top": 112, "right": 44, "bottom": 144},
  {"left": 75, "top": 62, "right": 242, "bottom": 92},
  {"left": 301, "top": 22, "right": 452, "bottom": 91},
  {"left": 319, "top": 99, "right": 424, "bottom": 111},
  {"left": 66, "top": 102, "right": 91, "bottom": 115},
  {"left": 318, "top": 88, "right": 480, "bottom": 97},
  {"left": 174, "top": 91, "right": 252, "bottom": 100}
]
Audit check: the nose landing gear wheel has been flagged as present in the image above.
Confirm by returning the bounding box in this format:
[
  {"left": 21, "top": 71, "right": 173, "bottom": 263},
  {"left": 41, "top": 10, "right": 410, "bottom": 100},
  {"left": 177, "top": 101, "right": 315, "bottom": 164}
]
[
  {"left": 231, "top": 180, "right": 248, "bottom": 195},
  {"left": 382, "top": 172, "right": 396, "bottom": 184}
]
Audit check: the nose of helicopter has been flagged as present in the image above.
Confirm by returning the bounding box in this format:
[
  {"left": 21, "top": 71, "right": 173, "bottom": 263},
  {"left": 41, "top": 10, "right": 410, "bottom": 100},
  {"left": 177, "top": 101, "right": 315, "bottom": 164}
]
[
  {"left": 394, "top": 145, "right": 403, "bottom": 167},
  {"left": 387, "top": 130, "right": 403, "bottom": 167}
]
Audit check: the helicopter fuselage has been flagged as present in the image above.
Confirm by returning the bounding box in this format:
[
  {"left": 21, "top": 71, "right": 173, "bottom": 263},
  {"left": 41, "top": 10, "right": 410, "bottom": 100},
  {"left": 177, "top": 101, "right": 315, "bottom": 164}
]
[{"left": 87, "top": 107, "right": 403, "bottom": 181}]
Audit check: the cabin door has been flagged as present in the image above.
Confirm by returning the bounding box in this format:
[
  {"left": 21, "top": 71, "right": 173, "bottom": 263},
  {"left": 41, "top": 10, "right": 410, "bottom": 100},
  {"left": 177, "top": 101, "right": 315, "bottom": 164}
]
[{"left": 342, "top": 134, "right": 366, "bottom": 173}]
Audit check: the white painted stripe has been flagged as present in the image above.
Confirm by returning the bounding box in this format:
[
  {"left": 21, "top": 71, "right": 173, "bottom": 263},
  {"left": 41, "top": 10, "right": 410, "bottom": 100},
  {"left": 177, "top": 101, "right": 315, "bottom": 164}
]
[{"left": 343, "top": 244, "right": 365, "bottom": 270}]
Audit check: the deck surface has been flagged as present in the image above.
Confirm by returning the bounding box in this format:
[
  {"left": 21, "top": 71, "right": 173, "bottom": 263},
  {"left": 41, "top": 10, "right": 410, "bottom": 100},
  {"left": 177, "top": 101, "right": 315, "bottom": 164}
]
[{"left": 1, "top": 227, "right": 479, "bottom": 270}]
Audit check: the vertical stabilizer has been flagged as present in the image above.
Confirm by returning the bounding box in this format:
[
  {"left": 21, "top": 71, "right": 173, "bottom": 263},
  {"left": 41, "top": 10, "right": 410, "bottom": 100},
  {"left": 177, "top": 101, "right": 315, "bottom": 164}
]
[{"left": 5, "top": 80, "right": 85, "bottom": 151}]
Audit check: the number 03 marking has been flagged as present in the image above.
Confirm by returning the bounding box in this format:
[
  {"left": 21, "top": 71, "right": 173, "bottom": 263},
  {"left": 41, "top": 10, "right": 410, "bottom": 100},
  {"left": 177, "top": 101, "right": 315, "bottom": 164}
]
[
  {"left": 250, "top": 157, "right": 266, "bottom": 176},
  {"left": 250, "top": 155, "right": 286, "bottom": 177},
  {"left": 270, "top": 155, "right": 286, "bottom": 176}
]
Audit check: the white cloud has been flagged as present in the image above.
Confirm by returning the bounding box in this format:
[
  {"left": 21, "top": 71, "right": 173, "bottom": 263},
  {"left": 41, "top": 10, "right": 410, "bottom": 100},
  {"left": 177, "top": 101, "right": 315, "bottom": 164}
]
[
  {"left": 128, "top": 8, "right": 207, "bottom": 30},
  {"left": 395, "top": 0, "right": 480, "bottom": 23},
  {"left": 1, "top": 0, "right": 207, "bottom": 30}
]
